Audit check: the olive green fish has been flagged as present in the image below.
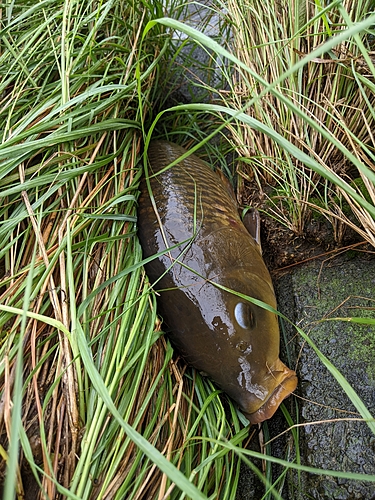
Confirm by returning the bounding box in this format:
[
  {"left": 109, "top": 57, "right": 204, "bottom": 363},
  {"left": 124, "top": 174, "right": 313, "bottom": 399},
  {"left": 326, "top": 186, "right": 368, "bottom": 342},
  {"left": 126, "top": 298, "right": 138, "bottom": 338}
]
[{"left": 137, "top": 140, "right": 297, "bottom": 423}]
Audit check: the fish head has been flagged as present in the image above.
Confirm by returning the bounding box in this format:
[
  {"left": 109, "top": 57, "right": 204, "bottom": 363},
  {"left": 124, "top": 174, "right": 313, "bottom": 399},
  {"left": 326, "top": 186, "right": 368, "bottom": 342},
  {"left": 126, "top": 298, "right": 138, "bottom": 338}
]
[{"left": 217, "top": 271, "right": 297, "bottom": 424}]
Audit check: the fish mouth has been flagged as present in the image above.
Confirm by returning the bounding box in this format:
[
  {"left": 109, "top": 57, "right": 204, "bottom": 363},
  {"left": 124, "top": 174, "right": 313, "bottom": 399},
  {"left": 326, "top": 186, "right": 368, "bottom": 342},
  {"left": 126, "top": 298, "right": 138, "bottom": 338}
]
[{"left": 244, "top": 372, "right": 298, "bottom": 424}]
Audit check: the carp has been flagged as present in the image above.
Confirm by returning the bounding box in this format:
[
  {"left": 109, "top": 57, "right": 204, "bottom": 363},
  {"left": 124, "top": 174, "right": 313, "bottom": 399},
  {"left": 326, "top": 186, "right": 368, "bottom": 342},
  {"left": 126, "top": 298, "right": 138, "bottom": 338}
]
[{"left": 137, "top": 140, "right": 297, "bottom": 423}]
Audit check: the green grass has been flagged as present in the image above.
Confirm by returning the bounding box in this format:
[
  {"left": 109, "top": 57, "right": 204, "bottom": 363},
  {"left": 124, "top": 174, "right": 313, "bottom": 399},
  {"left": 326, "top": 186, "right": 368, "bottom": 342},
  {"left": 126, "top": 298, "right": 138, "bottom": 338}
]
[
  {"left": 0, "top": 1, "right": 259, "bottom": 499},
  {"left": 219, "top": 0, "right": 375, "bottom": 244},
  {"left": 1, "top": 0, "right": 375, "bottom": 499}
]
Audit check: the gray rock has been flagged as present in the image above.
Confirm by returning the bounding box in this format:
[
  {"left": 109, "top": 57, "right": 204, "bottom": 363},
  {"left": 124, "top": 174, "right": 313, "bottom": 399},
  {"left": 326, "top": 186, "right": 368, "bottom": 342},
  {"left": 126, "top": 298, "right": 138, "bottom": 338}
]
[
  {"left": 166, "top": 0, "right": 231, "bottom": 102},
  {"left": 237, "top": 256, "right": 375, "bottom": 499},
  {"left": 276, "top": 256, "right": 375, "bottom": 500}
]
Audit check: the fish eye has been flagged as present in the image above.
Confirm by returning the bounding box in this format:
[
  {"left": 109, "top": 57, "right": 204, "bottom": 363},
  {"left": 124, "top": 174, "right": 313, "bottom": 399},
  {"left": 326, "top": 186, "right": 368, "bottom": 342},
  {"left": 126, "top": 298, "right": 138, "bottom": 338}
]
[{"left": 234, "top": 302, "right": 255, "bottom": 330}]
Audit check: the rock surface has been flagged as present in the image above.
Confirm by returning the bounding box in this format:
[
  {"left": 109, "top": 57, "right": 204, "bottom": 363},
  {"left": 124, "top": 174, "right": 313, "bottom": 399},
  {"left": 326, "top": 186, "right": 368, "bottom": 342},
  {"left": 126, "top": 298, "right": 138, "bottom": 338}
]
[
  {"left": 237, "top": 255, "right": 375, "bottom": 499},
  {"left": 167, "top": 0, "right": 230, "bottom": 102},
  {"left": 282, "top": 255, "right": 375, "bottom": 500}
]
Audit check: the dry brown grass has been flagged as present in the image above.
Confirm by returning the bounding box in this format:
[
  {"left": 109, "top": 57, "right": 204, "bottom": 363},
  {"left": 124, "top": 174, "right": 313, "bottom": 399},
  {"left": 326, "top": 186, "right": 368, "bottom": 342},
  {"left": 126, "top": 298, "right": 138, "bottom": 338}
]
[{"left": 224, "top": 0, "right": 375, "bottom": 245}]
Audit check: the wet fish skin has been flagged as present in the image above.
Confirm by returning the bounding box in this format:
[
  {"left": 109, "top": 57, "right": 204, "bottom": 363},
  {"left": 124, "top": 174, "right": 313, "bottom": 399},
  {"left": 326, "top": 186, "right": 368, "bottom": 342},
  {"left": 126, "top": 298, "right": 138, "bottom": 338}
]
[{"left": 137, "top": 140, "right": 297, "bottom": 423}]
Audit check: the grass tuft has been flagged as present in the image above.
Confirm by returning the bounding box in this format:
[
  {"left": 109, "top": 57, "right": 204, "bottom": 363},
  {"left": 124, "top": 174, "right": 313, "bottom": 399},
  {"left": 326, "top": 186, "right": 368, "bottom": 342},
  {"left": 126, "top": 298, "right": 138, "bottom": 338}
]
[
  {"left": 0, "top": 1, "right": 249, "bottom": 498},
  {"left": 2, "top": 0, "right": 375, "bottom": 499},
  {"left": 222, "top": 0, "right": 375, "bottom": 244}
]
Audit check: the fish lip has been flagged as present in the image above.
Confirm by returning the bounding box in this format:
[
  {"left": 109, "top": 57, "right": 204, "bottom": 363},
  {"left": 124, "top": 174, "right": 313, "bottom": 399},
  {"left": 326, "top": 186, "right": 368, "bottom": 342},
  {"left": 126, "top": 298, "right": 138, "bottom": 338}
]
[{"left": 244, "top": 373, "right": 298, "bottom": 424}]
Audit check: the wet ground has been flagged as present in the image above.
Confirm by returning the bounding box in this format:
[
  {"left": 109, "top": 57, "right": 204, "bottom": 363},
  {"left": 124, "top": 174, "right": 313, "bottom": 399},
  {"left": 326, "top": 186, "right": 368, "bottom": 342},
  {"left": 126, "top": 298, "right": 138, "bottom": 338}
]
[{"left": 239, "top": 177, "right": 372, "bottom": 273}]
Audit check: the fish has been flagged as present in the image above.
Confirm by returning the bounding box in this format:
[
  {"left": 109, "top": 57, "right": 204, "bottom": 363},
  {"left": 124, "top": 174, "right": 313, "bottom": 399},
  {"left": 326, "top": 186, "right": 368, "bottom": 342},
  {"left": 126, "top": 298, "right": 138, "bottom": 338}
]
[{"left": 137, "top": 140, "right": 297, "bottom": 424}]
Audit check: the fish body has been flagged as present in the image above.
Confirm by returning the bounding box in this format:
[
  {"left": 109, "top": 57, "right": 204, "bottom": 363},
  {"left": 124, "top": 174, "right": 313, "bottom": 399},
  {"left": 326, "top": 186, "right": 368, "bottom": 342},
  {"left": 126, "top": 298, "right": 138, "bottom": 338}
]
[{"left": 137, "top": 140, "right": 297, "bottom": 423}]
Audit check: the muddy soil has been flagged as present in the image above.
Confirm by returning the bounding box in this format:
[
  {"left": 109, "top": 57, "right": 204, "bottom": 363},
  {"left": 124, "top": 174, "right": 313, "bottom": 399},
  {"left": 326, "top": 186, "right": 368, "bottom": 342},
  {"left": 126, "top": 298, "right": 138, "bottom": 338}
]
[{"left": 239, "top": 179, "right": 372, "bottom": 273}]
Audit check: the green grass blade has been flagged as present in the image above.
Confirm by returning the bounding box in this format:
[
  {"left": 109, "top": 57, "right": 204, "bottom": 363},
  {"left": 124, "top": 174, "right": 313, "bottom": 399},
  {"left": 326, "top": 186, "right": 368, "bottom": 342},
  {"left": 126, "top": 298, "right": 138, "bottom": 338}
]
[{"left": 75, "top": 321, "right": 209, "bottom": 500}]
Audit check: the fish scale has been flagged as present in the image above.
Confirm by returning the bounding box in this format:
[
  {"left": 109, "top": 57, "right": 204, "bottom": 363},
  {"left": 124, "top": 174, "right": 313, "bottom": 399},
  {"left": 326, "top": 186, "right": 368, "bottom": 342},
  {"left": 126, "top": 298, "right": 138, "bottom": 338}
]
[
  {"left": 147, "top": 143, "right": 241, "bottom": 230},
  {"left": 137, "top": 140, "right": 297, "bottom": 424}
]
